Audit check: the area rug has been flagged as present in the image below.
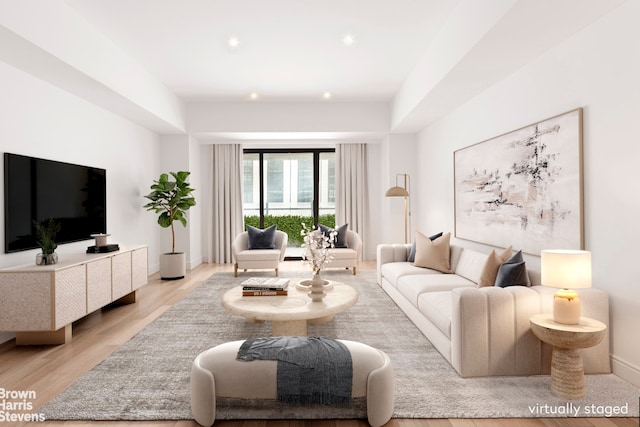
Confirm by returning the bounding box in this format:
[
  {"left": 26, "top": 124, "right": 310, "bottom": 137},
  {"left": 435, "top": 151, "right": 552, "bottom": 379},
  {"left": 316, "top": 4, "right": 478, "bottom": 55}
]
[{"left": 41, "top": 270, "right": 640, "bottom": 420}]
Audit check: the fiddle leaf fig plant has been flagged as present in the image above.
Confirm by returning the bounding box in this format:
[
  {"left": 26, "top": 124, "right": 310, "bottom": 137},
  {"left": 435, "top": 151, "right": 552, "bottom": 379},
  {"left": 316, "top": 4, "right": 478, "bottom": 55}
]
[{"left": 143, "top": 171, "right": 196, "bottom": 254}]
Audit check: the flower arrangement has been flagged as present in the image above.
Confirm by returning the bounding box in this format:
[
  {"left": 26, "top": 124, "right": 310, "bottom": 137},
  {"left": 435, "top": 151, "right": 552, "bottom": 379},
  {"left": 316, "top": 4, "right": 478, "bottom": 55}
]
[{"left": 300, "top": 223, "right": 336, "bottom": 275}]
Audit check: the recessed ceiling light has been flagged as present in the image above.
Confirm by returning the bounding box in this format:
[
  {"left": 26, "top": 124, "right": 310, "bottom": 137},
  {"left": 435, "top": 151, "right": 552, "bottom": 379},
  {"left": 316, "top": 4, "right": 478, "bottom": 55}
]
[
  {"left": 343, "top": 33, "right": 355, "bottom": 46},
  {"left": 323, "top": 92, "right": 332, "bottom": 100},
  {"left": 228, "top": 36, "right": 240, "bottom": 48}
]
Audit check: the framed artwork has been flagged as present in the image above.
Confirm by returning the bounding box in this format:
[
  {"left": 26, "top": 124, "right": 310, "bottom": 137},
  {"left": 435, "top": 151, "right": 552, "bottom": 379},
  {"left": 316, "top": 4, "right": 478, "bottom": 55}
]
[{"left": 454, "top": 108, "right": 583, "bottom": 255}]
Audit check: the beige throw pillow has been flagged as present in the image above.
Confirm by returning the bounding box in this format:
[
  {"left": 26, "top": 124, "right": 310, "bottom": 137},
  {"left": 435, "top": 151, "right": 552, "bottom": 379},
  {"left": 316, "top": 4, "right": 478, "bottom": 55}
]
[
  {"left": 478, "top": 246, "right": 513, "bottom": 287},
  {"left": 413, "top": 232, "right": 453, "bottom": 273}
]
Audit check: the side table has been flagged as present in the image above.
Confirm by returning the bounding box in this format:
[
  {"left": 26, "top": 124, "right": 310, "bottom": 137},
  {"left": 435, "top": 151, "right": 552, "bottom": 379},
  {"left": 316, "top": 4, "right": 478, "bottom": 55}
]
[{"left": 529, "top": 313, "right": 606, "bottom": 399}]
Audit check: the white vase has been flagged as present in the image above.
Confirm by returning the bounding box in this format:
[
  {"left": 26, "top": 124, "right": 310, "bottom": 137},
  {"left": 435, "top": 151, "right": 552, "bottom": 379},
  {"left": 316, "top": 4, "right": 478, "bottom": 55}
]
[
  {"left": 308, "top": 271, "right": 328, "bottom": 302},
  {"left": 160, "top": 252, "right": 186, "bottom": 280}
]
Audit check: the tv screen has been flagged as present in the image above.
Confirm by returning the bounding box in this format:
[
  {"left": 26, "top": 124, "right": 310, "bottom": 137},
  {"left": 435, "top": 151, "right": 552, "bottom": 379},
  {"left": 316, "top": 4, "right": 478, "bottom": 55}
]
[{"left": 4, "top": 153, "right": 106, "bottom": 253}]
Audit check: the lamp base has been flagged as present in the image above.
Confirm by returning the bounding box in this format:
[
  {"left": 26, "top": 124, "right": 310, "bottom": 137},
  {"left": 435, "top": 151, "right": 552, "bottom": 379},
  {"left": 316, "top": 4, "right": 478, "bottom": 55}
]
[{"left": 553, "top": 289, "right": 581, "bottom": 325}]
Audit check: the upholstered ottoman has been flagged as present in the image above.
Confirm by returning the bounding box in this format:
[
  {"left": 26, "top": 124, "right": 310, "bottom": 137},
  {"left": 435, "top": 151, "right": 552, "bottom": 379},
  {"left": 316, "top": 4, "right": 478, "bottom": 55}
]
[{"left": 191, "top": 339, "right": 394, "bottom": 426}]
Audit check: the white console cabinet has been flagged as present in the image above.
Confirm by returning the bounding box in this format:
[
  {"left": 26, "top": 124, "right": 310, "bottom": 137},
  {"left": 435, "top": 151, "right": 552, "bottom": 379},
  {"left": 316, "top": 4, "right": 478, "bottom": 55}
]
[{"left": 0, "top": 245, "right": 148, "bottom": 345}]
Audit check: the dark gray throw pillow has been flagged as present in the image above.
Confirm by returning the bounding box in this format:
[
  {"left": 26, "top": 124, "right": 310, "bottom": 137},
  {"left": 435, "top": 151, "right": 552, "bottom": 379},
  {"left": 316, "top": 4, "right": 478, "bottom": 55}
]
[
  {"left": 408, "top": 232, "right": 443, "bottom": 263},
  {"left": 495, "top": 250, "right": 529, "bottom": 287},
  {"left": 247, "top": 224, "right": 277, "bottom": 249},
  {"left": 319, "top": 223, "right": 349, "bottom": 248}
]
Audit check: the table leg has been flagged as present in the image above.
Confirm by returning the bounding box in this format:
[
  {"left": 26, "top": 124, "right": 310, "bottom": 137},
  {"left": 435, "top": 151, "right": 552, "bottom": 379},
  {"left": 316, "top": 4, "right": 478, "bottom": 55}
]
[
  {"left": 271, "top": 320, "right": 307, "bottom": 336},
  {"left": 551, "top": 347, "right": 584, "bottom": 399},
  {"left": 308, "top": 315, "right": 335, "bottom": 324}
]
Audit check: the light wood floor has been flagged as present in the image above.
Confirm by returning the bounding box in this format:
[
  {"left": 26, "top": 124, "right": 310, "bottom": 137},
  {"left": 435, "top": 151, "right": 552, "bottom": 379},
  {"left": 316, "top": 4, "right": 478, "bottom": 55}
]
[{"left": 0, "top": 261, "right": 635, "bottom": 427}]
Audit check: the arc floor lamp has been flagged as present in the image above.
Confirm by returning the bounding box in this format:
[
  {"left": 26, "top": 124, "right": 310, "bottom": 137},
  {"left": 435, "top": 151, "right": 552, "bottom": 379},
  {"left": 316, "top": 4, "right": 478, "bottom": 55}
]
[{"left": 385, "top": 173, "right": 411, "bottom": 243}]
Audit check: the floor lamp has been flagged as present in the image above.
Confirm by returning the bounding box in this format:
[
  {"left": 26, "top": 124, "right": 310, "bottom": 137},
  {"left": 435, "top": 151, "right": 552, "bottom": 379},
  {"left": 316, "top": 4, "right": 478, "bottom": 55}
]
[{"left": 385, "top": 173, "right": 411, "bottom": 243}]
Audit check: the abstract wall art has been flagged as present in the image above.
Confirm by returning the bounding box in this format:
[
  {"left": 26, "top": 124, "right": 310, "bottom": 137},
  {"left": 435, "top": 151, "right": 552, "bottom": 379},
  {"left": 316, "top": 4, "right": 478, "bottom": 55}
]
[{"left": 454, "top": 108, "right": 583, "bottom": 255}]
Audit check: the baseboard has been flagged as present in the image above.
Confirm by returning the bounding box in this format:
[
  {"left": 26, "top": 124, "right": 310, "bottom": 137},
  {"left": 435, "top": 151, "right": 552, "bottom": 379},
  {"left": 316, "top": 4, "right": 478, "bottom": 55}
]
[
  {"left": 611, "top": 354, "right": 640, "bottom": 388},
  {"left": 0, "top": 332, "right": 16, "bottom": 345}
]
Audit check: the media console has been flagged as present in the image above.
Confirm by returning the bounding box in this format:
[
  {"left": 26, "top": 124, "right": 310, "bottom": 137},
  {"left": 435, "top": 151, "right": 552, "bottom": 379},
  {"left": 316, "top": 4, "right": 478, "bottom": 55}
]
[{"left": 0, "top": 245, "right": 148, "bottom": 345}]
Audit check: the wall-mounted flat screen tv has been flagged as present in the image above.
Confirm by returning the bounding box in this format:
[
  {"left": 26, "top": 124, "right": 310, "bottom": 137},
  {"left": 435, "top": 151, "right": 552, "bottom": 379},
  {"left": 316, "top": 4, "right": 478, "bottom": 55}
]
[{"left": 4, "top": 153, "right": 106, "bottom": 253}]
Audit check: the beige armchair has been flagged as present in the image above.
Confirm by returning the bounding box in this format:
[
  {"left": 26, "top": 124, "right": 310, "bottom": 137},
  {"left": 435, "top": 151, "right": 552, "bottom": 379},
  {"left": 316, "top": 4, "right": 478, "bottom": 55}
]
[
  {"left": 329, "top": 230, "right": 362, "bottom": 275},
  {"left": 232, "top": 230, "right": 288, "bottom": 277}
]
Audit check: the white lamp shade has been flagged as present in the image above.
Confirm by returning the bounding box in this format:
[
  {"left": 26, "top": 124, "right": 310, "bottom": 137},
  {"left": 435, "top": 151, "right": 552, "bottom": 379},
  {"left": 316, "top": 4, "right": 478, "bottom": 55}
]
[{"left": 541, "top": 249, "right": 592, "bottom": 290}]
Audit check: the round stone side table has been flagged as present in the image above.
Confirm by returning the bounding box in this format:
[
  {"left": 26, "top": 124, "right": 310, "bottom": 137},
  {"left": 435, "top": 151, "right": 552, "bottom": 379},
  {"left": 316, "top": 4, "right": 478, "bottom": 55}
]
[{"left": 530, "top": 313, "right": 606, "bottom": 399}]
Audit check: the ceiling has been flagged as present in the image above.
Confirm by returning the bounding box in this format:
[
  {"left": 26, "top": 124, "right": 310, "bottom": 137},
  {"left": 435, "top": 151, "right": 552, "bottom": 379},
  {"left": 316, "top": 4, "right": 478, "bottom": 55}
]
[{"left": 63, "top": 0, "right": 457, "bottom": 103}]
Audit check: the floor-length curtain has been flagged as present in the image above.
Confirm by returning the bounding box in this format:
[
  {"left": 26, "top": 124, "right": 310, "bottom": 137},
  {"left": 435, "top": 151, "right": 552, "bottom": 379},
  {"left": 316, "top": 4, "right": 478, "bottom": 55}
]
[
  {"left": 335, "top": 143, "right": 369, "bottom": 259},
  {"left": 207, "top": 144, "right": 244, "bottom": 263}
]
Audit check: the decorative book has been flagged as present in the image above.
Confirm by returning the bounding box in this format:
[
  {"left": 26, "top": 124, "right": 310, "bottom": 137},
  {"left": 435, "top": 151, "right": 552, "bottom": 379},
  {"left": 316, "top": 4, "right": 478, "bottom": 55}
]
[
  {"left": 241, "top": 277, "right": 290, "bottom": 291},
  {"left": 242, "top": 289, "right": 288, "bottom": 297}
]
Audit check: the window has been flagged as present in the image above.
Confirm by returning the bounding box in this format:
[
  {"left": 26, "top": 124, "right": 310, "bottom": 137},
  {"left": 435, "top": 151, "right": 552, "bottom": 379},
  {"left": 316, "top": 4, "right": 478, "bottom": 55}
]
[{"left": 242, "top": 149, "right": 336, "bottom": 255}]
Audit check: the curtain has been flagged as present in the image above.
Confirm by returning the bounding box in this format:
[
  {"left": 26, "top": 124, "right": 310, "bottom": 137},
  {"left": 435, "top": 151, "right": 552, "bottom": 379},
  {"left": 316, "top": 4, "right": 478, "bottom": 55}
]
[
  {"left": 335, "top": 143, "right": 369, "bottom": 259},
  {"left": 207, "top": 144, "right": 244, "bottom": 263}
]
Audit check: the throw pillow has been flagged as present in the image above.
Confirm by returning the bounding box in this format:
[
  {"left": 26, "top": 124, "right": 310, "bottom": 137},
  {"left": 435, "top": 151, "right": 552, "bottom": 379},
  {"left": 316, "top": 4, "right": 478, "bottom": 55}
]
[
  {"left": 478, "top": 246, "right": 513, "bottom": 287},
  {"left": 319, "top": 223, "right": 349, "bottom": 248},
  {"left": 413, "top": 232, "right": 452, "bottom": 273},
  {"left": 408, "top": 232, "right": 443, "bottom": 262},
  {"left": 495, "top": 250, "right": 529, "bottom": 287},
  {"left": 246, "top": 224, "right": 277, "bottom": 249}
]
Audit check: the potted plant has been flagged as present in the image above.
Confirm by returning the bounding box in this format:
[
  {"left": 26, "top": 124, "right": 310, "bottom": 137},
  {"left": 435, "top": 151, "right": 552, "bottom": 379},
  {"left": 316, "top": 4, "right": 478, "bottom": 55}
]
[
  {"left": 143, "top": 171, "right": 196, "bottom": 279},
  {"left": 34, "top": 219, "right": 61, "bottom": 265}
]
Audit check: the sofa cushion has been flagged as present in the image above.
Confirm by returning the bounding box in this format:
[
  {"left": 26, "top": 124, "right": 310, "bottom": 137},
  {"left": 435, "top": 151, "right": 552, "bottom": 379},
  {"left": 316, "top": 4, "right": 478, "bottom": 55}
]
[
  {"left": 330, "top": 248, "right": 357, "bottom": 260},
  {"left": 319, "top": 223, "right": 348, "bottom": 248},
  {"left": 413, "top": 232, "right": 453, "bottom": 273},
  {"left": 397, "top": 274, "right": 475, "bottom": 307},
  {"left": 380, "top": 262, "right": 439, "bottom": 288},
  {"left": 247, "top": 225, "right": 277, "bottom": 249},
  {"left": 478, "top": 246, "right": 513, "bottom": 287},
  {"left": 495, "top": 250, "right": 529, "bottom": 287},
  {"left": 453, "top": 248, "right": 489, "bottom": 285},
  {"left": 408, "top": 232, "right": 443, "bottom": 262},
  {"left": 235, "top": 249, "right": 281, "bottom": 262},
  {"left": 418, "top": 291, "right": 453, "bottom": 339}
]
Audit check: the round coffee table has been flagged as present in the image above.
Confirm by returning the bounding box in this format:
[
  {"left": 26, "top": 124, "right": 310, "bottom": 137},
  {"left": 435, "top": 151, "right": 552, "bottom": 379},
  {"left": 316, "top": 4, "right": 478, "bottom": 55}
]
[{"left": 221, "top": 281, "right": 359, "bottom": 336}]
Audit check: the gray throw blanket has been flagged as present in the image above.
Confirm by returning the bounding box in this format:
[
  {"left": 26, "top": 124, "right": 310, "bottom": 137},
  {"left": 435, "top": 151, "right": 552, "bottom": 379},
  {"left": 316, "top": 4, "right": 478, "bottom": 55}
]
[{"left": 237, "top": 336, "right": 353, "bottom": 406}]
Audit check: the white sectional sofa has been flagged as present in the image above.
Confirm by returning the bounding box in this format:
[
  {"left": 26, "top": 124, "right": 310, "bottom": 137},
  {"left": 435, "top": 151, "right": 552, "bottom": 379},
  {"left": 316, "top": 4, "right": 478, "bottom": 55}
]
[{"left": 377, "top": 242, "right": 611, "bottom": 377}]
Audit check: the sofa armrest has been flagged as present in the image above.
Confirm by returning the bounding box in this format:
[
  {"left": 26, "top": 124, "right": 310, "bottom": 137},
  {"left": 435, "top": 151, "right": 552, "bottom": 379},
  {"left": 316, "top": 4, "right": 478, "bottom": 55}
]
[
  {"left": 376, "top": 243, "right": 411, "bottom": 285},
  {"left": 346, "top": 230, "right": 362, "bottom": 261},
  {"left": 232, "top": 232, "right": 249, "bottom": 262},
  {"left": 450, "top": 286, "right": 610, "bottom": 377}
]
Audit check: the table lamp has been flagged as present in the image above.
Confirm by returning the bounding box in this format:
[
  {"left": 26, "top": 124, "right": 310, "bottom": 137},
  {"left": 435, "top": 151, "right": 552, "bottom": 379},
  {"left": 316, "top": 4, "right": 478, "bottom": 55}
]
[{"left": 541, "top": 249, "right": 592, "bottom": 325}]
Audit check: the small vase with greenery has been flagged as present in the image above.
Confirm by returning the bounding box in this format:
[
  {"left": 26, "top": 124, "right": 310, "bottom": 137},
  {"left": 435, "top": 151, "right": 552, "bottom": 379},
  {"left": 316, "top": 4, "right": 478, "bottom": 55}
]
[
  {"left": 34, "top": 219, "right": 61, "bottom": 265},
  {"left": 143, "top": 171, "right": 196, "bottom": 279}
]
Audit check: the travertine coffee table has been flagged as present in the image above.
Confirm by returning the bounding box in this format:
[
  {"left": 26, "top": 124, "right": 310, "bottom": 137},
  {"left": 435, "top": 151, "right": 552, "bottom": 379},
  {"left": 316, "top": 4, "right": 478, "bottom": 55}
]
[
  {"left": 221, "top": 281, "right": 359, "bottom": 336},
  {"left": 530, "top": 313, "right": 606, "bottom": 399}
]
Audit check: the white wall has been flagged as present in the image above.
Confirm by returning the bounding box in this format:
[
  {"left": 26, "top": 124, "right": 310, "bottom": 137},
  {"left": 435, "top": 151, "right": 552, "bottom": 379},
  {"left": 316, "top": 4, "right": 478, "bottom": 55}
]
[
  {"left": 379, "top": 134, "right": 418, "bottom": 244},
  {"left": 415, "top": 0, "right": 640, "bottom": 386},
  {"left": 0, "top": 60, "right": 162, "bottom": 342},
  {"left": 158, "top": 135, "right": 204, "bottom": 271}
]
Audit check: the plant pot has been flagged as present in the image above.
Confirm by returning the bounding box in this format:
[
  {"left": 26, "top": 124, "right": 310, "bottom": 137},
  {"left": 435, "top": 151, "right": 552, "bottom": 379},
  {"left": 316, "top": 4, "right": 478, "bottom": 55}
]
[
  {"left": 36, "top": 252, "right": 58, "bottom": 266},
  {"left": 160, "top": 252, "right": 186, "bottom": 280}
]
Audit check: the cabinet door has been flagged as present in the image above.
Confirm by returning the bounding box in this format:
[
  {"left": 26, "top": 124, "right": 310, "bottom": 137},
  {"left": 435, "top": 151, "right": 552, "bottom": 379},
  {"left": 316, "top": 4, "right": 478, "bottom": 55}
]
[
  {"left": 112, "top": 252, "right": 132, "bottom": 300},
  {"left": 54, "top": 265, "right": 87, "bottom": 329},
  {"left": 0, "top": 272, "right": 53, "bottom": 331},
  {"left": 131, "top": 247, "right": 148, "bottom": 290},
  {"left": 87, "top": 257, "right": 112, "bottom": 313}
]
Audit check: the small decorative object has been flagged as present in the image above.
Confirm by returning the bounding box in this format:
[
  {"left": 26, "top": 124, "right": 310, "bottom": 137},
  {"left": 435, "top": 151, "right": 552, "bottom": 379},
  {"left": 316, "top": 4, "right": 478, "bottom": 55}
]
[
  {"left": 300, "top": 223, "right": 336, "bottom": 302},
  {"left": 34, "top": 219, "right": 60, "bottom": 265},
  {"left": 541, "top": 249, "right": 592, "bottom": 324},
  {"left": 91, "top": 233, "right": 110, "bottom": 247},
  {"left": 144, "top": 171, "right": 196, "bottom": 280}
]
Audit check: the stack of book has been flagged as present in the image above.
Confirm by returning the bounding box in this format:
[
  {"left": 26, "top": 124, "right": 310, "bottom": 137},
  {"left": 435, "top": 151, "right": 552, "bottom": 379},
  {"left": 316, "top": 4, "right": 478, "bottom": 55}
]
[{"left": 241, "top": 277, "right": 290, "bottom": 296}]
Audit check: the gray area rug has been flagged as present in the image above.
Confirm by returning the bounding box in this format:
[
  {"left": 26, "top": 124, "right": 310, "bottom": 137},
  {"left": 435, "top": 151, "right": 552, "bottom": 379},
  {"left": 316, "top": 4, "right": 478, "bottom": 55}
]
[{"left": 41, "top": 270, "right": 640, "bottom": 420}]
